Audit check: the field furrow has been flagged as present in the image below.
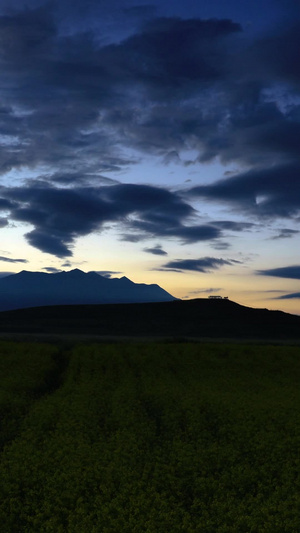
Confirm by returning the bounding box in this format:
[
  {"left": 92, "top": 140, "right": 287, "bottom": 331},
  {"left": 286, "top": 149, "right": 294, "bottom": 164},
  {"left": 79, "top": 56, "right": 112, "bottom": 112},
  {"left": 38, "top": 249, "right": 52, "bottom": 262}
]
[{"left": 0, "top": 341, "right": 299, "bottom": 532}]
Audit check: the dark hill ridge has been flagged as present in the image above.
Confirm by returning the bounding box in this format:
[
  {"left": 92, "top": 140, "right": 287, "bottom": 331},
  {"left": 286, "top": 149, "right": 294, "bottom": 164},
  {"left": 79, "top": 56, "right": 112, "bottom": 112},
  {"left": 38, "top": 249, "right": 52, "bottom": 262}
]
[
  {"left": 0, "top": 298, "right": 300, "bottom": 341},
  {"left": 0, "top": 269, "right": 175, "bottom": 311}
]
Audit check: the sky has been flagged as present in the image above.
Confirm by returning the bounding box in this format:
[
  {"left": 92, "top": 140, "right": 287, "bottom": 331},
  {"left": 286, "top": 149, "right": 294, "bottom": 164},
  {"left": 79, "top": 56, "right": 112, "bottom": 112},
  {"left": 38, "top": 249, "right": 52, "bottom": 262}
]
[{"left": 0, "top": 0, "right": 300, "bottom": 314}]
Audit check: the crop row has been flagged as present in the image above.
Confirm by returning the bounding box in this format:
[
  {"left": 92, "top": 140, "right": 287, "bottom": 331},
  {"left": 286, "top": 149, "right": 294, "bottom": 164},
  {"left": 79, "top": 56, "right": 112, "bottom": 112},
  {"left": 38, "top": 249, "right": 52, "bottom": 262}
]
[
  {"left": 0, "top": 341, "right": 299, "bottom": 531},
  {"left": 0, "top": 341, "right": 62, "bottom": 450}
]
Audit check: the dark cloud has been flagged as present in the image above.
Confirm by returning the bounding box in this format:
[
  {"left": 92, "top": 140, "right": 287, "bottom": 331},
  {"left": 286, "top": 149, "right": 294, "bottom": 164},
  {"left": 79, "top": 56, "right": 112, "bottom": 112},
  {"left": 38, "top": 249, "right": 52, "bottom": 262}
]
[
  {"left": 0, "top": 2, "right": 299, "bottom": 177},
  {"left": 143, "top": 245, "right": 167, "bottom": 256},
  {"left": 257, "top": 265, "right": 300, "bottom": 279},
  {"left": 96, "top": 19, "right": 300, "bottom": 169},
  {"left": 120, "top": 233, "right": 146, "bottom": 243},
  {"left": 188, "top": 163, "right": 300, "bottom": 219},
  {"left": 0, "top": 218, "right": 8, "bottom": 228},
  {"left": 123, "top": 5, "right": 157, "bottom": 19},
  {"left": 0, "top": 3, "right": 297, "bottom": 183},
  {"left": 252, "top": 21, "right": 300, "bottom": 88},
  {"left": 125, "top": 221, "right": 221, "bottom": 243},
  {"left": 95, "top": 270, "right": 122, "bottom": 278},
  {"left": 0, "top": 1, "right": 299, "bottom": 267},
  {"left": 42, "top": 266, "right": 62, "bottom": 273},
  {"left": 213, "top": 220, "right": 255, "bottom": 231},
  {"left": 211, "top": 241, "right": 231, "bottom": 250},
  {"left": 1, "top": 182, "right": 222, "bottom": 257},
  {"left": 175, "top": 225, "right": 221, "bottom": 243},
  {"left": 0, "top": 4, "right": 55, "bottom": 64},
  {"left": 0, "top": 4, "right": 138, "bottom": 177},
  {"left": 115, "top": 17, "right": 241, "bottom": 90},
  {"left": 0, "top": 7, "right": 244, "bottom": 178},
  {"left": 194, "top": 98, "right": 300, "bottom": 168},
  {"left": 271, "top": 229, "right": 299, "bottom": 239},
  {"left": 7, "top": 185, "right": 123, "bottom": 256},
  {"left": 0, "top": 199, "right": 15, "bottom": 210},
  {"left": 61, "top": 260, "right": 72, "bottom": 268},
  {"left": 25, "top": 230, "right": 73, "bottom": 257},
  {"left": 278, "top": 292, "right": 300, "bottom": 300},
  {"left": 46, "top": 171, "right": 119, "bottom": 187},
  {"left": 160, "top": 257, "right": 240, "bottom": 273},
  {"left": 0, "top": 255, "right": 28, "bottom": 263}
]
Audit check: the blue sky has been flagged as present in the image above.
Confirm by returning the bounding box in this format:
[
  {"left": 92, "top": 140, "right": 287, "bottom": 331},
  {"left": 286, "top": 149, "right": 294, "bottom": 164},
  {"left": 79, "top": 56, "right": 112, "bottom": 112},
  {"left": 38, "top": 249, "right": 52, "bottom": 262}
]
[{"left": 0, "top": 0, "right": 300, "bottom": 313}]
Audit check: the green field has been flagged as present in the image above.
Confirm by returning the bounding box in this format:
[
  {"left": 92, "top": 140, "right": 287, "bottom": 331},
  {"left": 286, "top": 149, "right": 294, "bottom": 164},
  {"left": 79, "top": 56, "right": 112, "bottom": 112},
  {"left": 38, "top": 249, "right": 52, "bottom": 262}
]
[{"left": 0, "top": 340, "right": 299, "bottom": 532}]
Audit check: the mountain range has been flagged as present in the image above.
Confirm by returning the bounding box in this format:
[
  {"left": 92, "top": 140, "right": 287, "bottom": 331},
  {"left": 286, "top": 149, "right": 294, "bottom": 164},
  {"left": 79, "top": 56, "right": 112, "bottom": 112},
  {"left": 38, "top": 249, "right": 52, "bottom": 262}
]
[
  {"left": 0, "top": 269, "right": 299, "bottom": 341},
  {"left": 0, "top": 269, "right": 175, "bottom": 311}
]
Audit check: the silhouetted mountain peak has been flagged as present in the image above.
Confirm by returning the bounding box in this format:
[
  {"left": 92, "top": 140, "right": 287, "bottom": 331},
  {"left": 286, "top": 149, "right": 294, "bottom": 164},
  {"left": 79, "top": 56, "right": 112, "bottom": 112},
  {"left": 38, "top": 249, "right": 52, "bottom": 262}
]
[
  {"left": 119, "top": 276, "right": 134, "bottom": 284},
  {"left": 0, "top": 269, "right": 175, "bottom": 311},
  {"left": 63, "top": 268, "right": 85, "bottom": 276},
  {"left": 18, "top": 270, "right": 39, "bottom": 276}
]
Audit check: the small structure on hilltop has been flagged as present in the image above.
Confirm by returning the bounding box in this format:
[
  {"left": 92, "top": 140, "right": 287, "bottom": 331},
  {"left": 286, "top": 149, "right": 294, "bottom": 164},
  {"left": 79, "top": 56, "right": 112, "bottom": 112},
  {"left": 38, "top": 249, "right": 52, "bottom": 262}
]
[{"left": 208, "top": 295, "right": 229, "bottom": 300}]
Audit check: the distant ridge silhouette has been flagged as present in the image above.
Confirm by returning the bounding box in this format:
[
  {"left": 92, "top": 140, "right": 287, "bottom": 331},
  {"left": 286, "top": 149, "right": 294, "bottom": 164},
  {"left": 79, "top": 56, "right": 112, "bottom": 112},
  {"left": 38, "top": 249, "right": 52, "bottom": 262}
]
[
  {"left": 0, "top": 269, "right": 175, "bottom": 311},
  {"left": 0, "top": 298, "right": 300, "bottom": 341}
]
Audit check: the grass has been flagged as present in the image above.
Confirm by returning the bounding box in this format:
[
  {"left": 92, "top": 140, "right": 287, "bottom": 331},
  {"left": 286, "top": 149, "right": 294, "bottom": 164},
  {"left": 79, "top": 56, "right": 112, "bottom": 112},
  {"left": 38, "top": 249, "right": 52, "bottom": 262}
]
[{"left": 0, "top": 341, "right": 299, "bottom": 532}]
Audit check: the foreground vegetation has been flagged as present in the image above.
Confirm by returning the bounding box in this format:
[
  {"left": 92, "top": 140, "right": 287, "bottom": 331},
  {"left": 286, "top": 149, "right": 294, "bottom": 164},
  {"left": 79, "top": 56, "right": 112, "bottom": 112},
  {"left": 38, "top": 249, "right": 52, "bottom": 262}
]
[{"left": 0, "top": 340, "right": 300, "bottom": 532}]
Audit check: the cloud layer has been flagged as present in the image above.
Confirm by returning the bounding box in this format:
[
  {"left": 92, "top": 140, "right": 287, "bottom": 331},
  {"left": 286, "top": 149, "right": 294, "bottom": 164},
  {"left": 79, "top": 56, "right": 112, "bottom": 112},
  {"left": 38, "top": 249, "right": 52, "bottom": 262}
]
[
  {"left": 0, "top": 1, "right": 299, "bottom": 264},
  {"left": 160, "top": 257, "right": 239, "bottom": 273},
  {"left": 0, "top": 256, "right": 28, "bottom": 263},
  {"left": 258, "top": 266, "right": 300, "bottom": 280},
  {"left": 1, "top": 183, "right": 225, "bottom": 257}
]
